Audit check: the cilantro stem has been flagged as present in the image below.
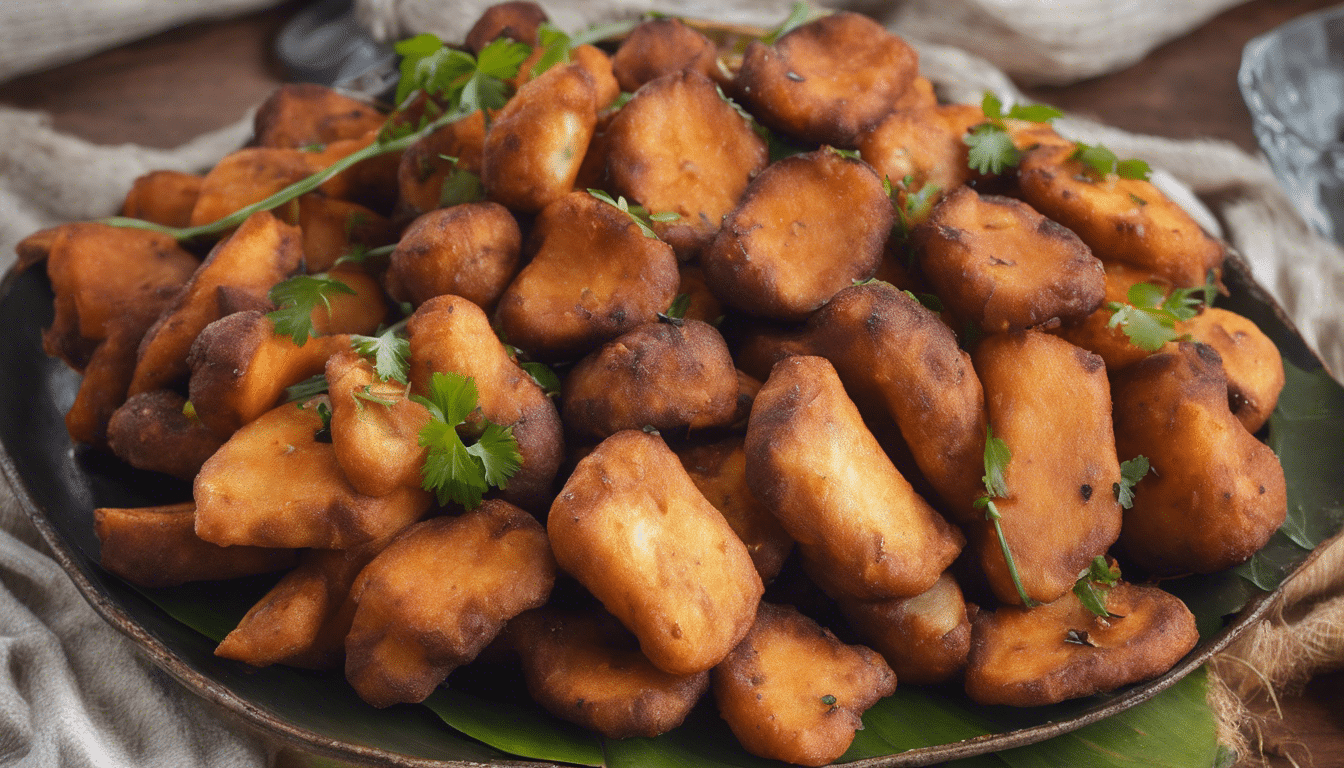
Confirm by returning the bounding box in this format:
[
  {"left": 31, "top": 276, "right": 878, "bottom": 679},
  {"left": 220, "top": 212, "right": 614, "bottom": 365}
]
[{"left": 984, "top": 499, "right": 1037, "bottom": 608}]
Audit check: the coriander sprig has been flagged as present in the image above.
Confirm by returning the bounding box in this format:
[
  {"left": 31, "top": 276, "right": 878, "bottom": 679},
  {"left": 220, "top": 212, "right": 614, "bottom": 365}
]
[
  {"left": 1106, "top": 278, "right": 1216, "bottom": 352},
  {"left": 413, "top": 372, "right": 522, "bottom": 508},
  {"left": 350, "top": 323, "right": 412, "bottom": 385},
  {"left": 267, "top": 274, "right": 356, "bottom": 346},
  {"left": 587, "top": 189, "right": 680, "bottom": 238},
  {"left": 964, "top": 92, "right": 1063, "bottom": 175},
  {"left": 1114, "top": 455, "right": 1151, "bottom": 509},
  {"left": 1072, "top": 555, "right": 1122, "bottom": 619},
  {"left": 973, "top": 426, "right": 1037, "bottom": 607},
  {"left": 1070, "top": 143, "right": 1152, "bottom": 181}
]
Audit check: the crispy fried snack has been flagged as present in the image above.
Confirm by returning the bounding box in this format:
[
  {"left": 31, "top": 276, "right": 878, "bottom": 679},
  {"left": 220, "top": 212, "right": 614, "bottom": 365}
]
[
  {"left": 675, "top": 437, "right": 793, "bottom": 581},
  {"left": 570, "top": 45, "right": 622, "bottom": 110},
  {"left": 1112, "top": 343, "right": 1287, "bottom": 575},
  {"left": 1052, "top": 261, "right": 1171, "bottom": 372},
  {"left": 1182, "top": 307, "right": 1285, "bottom": 434},
  {"left": 747, "top": 356, "right": 963, "bottom": 599},
  {"left": 913, "top": 186, "right": 1105, "bottom": 332},
  {"left": 251, "top": 83, "right": 385, "bottom": 149},
  {"left": 508, "top": 607, "right": 710, "bottom": 738},
  {"left": 857, "top": 103, "right": 984, "bottom": 216},
  {"left": 964, "top": 582, "right": 1198, "bottom": 706},
  {"left": 388, "top": 202, "right": 521, "bottom": 313},
  {"left": 120, "top": 170, "right": 203, "bottom": 228},
  {"left": 107, "top": 390, "right": 226, "bottom": 480},
  {"left": 194, "top": 397, "right": 431, "bottom": 549},
  {"left": 407, "top": 294, "right": 564, "bottom": 511},
  {"left": 66, "top": 315, "right": 163, "bottom": 446},
  {"left": 464, "top": 0, "right": 547, "bottom": 52},
  {"left": 548, "top": 430, "right": 763, "bottom": 675},
  {"left": 605, "top": 70, "right": 768, "bottom": 259},
  {"left": 833, "top": 572, "right": 972, "bottom": 686},
  {"left": 326, "top": 348, "right": 431, "bottom": 498},
  {"left": 973, "top": 331, "right": 1123, "bottom": 605},
  {"left": 296, "top": 195, "right": 397, "bottom": 274},
  {"left": 308, "top": 129, "right": 403, "bottom": 212},
  {"left": 188, "top": 147, "right": 317, "bottom": 227},
  {"left": 345, "top": 501, "right": 555, "bottom": 707},
  {"left": 495, "top": 191, "right": 680, "bottom": 360},
  {"left": 611, "top": 18, "right": 722, "bottom": 92},
  {"left": 395, "top": 110, "right": 488, "bottom": 216},
  {"left": 1017, "top": 144, "right": 1225, "bottom": 288},
  {"left": 712, "top": 602, "right": 896, "bottom": 767},
  {"left": 735, "top": 12, "right": 918, "bottom": 146},
  {"left": 95, "top": 502, "right": 296, "bottom": 588},
  {"left": 702, "top": 148, "right": 892, "bottom": 321},
  {"left": 562, "top": 319, "right": 738, "bottom": 440}
]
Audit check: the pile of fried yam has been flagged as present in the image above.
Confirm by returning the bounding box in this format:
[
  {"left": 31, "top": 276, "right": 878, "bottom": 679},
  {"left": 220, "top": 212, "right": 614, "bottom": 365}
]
[{"left": 17, "top": 3, "right": 1289, "bottom": 765}]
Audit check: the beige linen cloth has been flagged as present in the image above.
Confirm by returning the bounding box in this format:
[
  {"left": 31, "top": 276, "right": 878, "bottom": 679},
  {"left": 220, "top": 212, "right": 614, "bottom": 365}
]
[{"left": 0, "top": 2, "right": 1342, "bottom": 766}]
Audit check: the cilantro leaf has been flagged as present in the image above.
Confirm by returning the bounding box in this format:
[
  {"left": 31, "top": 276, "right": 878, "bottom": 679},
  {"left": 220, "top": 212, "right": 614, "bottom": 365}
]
[
  {"left": 285, "top": 374, "right": 329, "bottom": 403},
  {"left": 664, "top": 293, "right": 691, "bottom": 321},
  {"left": 531, "top": 22, "right": 572, "bottom": 78},
  {"left": 1071, "top": 142, "right": 1153, "bottom": 181},
  {"left": 440, "top": 165, "right": 486, "bottom": 207},
  {"left": 1116, "top": 158, "right": 1153, "bottom": 180},
  {"left": 267, "top": 274, "right": 356, "bottom": 346},
  {"left": 1073, "top": 555, "right": 1123, "bottom": 618},
  {"left": 826, "top": 146, "right": 862, "bottom": 161},
  {"left": 965, "top": 124, "right": 1020, "bottom": 175},
  {"left": 1006, "top": 103, "right": 1064, "bottom": 123},
  {"left": 411, "top": 372, "right": 522, "bottom": 508},
  {"left": 587, "top": 189, "right": 678, "bottom": 238},
  {"left": 1106, "top": 277, "right": 1217, "bottom": 352},
  {"left": 520, "top": 362, "right": 561, "bottom": 397},
  {"left": 394, "top": 36, "right": 528, "bottom": 118},
  {"left": 1114, "top": 455, "right": 1151, "bottom": 509},
  {"left": 467, "top": 422, "right": 522, "bottom": 488},
  {"left": 976, "top": 426, "right": 1036, "bottom": 607},
  {"left": 350, "top": 328, "right": 411, "bottom": 385}
]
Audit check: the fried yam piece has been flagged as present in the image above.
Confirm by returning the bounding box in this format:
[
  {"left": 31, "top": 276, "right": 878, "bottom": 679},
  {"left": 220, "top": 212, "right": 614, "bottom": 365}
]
[
  {"left": 735, "top": 12, "right": 917, "bottom": 146},
  {"left": 296, "top": 195, "right": 397, "bottom": 274},
  {"left": 388, "top": 202, "right": 521, "bottom": 313},
  {"left": 913, "top": 187, "right": 1105, "bottom": 332},
  {"left": 130, "top": 211, "right": 303, "bottom": 396},
  {"left": 675, "top": 438, "right": 793, "bottom": 581},
  {"left": 702, "top": 148, "right": 892, "bottom": 321},
  {"left": 964, "top": 582, "right": 1198, "bottom": 706},
  {"left": 611, "top": 18, "right": 721, "bottom": 92},
  {"left": 194, "top": 397, "right": 432, "bottom": 549},
  {"left": 107, "top": 390, "right": 226, "bottom": 480},
  {"left": 1017, "top": 144, "right": 1225, "bottom": 287},
  {"left": 395, "top": 110, "right": 488, "bottom": 216},
  {"left": 713, "top": 602, "right": 896, "bottom": 767},
  {"left": 65, "top": 315, "right": 160, "bottom": 446},
  {"left": 345, "top": 501, "right": 555, "bottom": 707},
  {"left": 309, "top": 129, "right": 402, "bottom": 212},
  {"left": 1052, "top": 261, "right": 1171, "bottom": 372},
  {"left": 747, "top": 356, "right": 963, "bottom": 599},
  {"left": 252, "top": 83, "right": 385, "bottom": 149},
  {"left": 549, "top": 430, "right": 763, "bottom": 676},
  {"left": 495, "top": 191, "right": 680, "bottom": 360},
  {"left": 509, "top": 607, "right": 709, "bottom": 739},
  {"left": 1112, "top": 343, "right": 1287, "bottom": 575},
  {"left": 605, "top": 70, "right": 768, "bottom": 259},
  {"left": 216, "top": 539, "right": 387, "bottom": 670},
  {"left": 407, "top": 294, "right": 563, "bottom": 511},
  {"left": 188, "top": 147, "right": 317, "bottom": 227},
  {"left": 857, "top": 103, "right": 984, "bottom": 216},
  {"left": 95, "top": 502, "right": 296, "bottom": 589},
  {"left": 326, "top": 349, "right": 431, "bottom": 498},
  {"left": 482, "top": 63, "right": 597, "bottom": 213},
  {"left": 973, "top": 331, "right": 1123, "bottom": 605},
  {"left": 562, "top": 319, "right": 738, "bottom": 440},
  {"left": 120, "top": 170, "right": 204, "bottom": 228},
  {"left": 570, "top": 44, "right": 621, "bottom": 111},
  {"left": 833, "top": 572, "right": 971, "bottom": 686},
  {"left": 1182, "top": 308, "right": 1284, "bottom": 434},
  {"left": 464, "top": 0, "right": 547, "bottom": 52}
]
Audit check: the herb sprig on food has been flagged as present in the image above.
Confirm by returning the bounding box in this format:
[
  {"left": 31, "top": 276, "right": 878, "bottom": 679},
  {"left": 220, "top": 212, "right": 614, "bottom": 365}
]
[
  {"left": 973, "top": 426, "right": 1037, "bottom": 607},
  {"left": 964, "top": 92, "right": 1063, "bottom": 175},
  {"left": 1073, "top": 555, "right": 1122, "bottom": 619},
  {"left": 587, "top": 189, "right": 680, "bottom": 238},
  {"left": 1071, "top": 142, "right": 1152, "bottom": 181},
  {"left": 1106, "top": 278, "right": 1217, "bottom": 352},
  {"left": 413, "top": 372, "right": 522, "bottom": 508},
  {"left": 267, "top": 274, "right": 356, "bottom": 346}
]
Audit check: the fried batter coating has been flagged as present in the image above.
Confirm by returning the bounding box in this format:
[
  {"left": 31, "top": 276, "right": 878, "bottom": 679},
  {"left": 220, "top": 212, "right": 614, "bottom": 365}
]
[
  {"left": 464, "top": 0, "right": 547, "bottom": 52},
  {"left": 188, "top": 147, "right": 317, "bottom": 227},
  {"left": 570, "top": 45, "right": 621, "bottom": 111},
  {"left": 95, "top": 502, "right": 296, "bottom": 589},
  {"left": 548, "top": 430, "right": 763, "bottom": 675},
  {"left": 611, "top": 18, "right": 722, "bottom": 92},
  {"left": 1112, "top": 342, "right": 1287, "bottom": 575},
  {"left": 1017, "top": 144, "right": 1225, "bottom": 287},
  {"left": 308, "top": 129, "right": 403, "bottom": 212},
  {"left": 395, "top": 110, "right": 488, "bottom": 216},
  {"left": 296, "top": 195, "right": 397, "bottom": 274},
  {"left": 345, "top": 501, "right": 555, "bottom": 707},
  {"left": 913, "top": 186, "right": 1105, "bottom": 332},
  {"left": 194, "top": 397, "right": 431, "bottom": 549},
  {"left": 973, "top": 331, "right": 1123, "bottom": 605},
  {"left": 605, "top": 70, "right": 768, "bottom": 259},
  {"left": 482, "top": 63, "right": 597, "bottom": 213},
  {"left": 326, "top": 348, "right": 431, "bottom": 498},
  {"left": 702, "top": 148, "right": 892, "bottom": 321},
  {"left": 120, "top": 170, "right": 203, "bottom": 228},
  {"left": 562, "top": 319, "right": 738, "bottom": 440},
  {"left": 66, "top": 314, "right": 163, "bottom": 446},
  {"left": 964, "top": 582, "right": 1198, "bottom": 706},
  {"left": 676, "top": 264, "right": 723, "bottom": 324},
  {"left": 508, "top": 607, "right": 709, "bottom": 738},
  {"left": 107, "top": 390, "right": 226, "bottom": 480},
  {"left": 495, "top": 191, "right": 680, "bottom": 360},
  {"left": 1182, "top": 308, "right": 1284, "bottom": 434},
  {"left": 388, "top": 202, "right": 521, "bottom": 313},
  {"left": 408, "top": 294, "right": 564, "bottom": 511},
  {"left": 735, "top": 12, "right": 918, "bottom": 146},
  {"left": 252, "top": 83, "right": 385, "bottom": 149},
  {"left": 675, "top": 437, "right": 793, "bottom": 581},
  {"left": 747, "top": 356, "right": 964, "bottom": 599},
  {"left": 833, "top": 572, "right": 972, "bottom": 686},
  {"left": 712, "top": 602, "right": 896, "bottom": 767},
  {"left": 857, "top": 103, "right": 984, "bottom": 213}
]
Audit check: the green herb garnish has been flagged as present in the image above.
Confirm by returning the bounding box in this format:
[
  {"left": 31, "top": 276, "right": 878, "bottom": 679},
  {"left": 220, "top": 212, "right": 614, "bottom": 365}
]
[
  {"left": 350, "top": 325, "right": 412, "bottom": 385},
  {"left": 1072, "top": 555, "right": 1122, "bottom": 619},
  {"left": 413, "top": 372, "right": 522, "bottom": 508},
  {"left": 284, "top": 374, "right": 330, "bottom": 403},
  {"left": 267, "top": 274, "right": 356, "bottom": 346},
  {"left": 964, "top": 92, "right": 1063, "bottom": 175},
  {"left": 587, "top": 189, "right": 679, "bottom": 238},
  {"left": 1114, "top": 455, "right": 1151, "bottom": 509},
  {"left": 1106, "top": 278, "right": 1216, "bottom": 352},
  {"left": 762, "top": 2, "right": 812, "bottom": 44},
  {"left": 973, "top": 426, "right": 1037, "bottom": 607},
  {"left": 1070, "top": 142, "right": 1152, "bottom": 181}
]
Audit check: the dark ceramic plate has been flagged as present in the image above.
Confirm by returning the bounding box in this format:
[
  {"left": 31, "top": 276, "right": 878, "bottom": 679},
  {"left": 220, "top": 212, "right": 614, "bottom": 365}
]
[{"left": 2, "top": 251, "right": 1341, "bottom": 767}]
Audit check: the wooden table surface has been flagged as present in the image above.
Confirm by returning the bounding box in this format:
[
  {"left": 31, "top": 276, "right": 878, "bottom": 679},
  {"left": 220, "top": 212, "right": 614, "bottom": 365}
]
[{"left": 2, "top": 1, "right": 1342, "bottom": 767}]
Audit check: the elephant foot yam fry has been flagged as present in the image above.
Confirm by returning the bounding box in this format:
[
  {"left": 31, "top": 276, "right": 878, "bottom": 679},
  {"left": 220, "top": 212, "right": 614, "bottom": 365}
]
[
  {"left": 309, "top": 129, "right": 403, "bottom": 212},
  {"left": 735, "top": 12, "right": 918, "bottom": 146},
  {"left": 495, "top": 190, "right": 679, "bottom": 360},
  {"left": 95, "top": 502, "right": 297, "bottom": 589},
  {"left": 296, "top": 196, "right": 397, "bottom": 274},
  {"left": 309, "top": 268, "right": 389, "bottom": 337},
  {"left": 326, "top": 348, "right": 431, "bottom": 498},
  {"left": 216, "top": 539, "right": 388, "bottom": 670},
  {"left": 345, "top": 501, "right": 555, "bottom": 707},
  {"left": 188, "top": 147, "right": 319, "bottom": 228},
  {"left": 252, "top": 83, "right": 385, "bottom": 150},
  {"left": 388, "top": 202, "right": 521, "bottom": 313},
  {"left": 611, "top": 18, "right": 722, "bottom": 92},
  {"left": 1053, "top": 261, "right": 1173, "bottom": 372},
  {"left": 712, "top": 602, "right": 896, "bottom": 767},
  {"left": 1112, "top": 342, "right": 1287, "bottom": 575},
  {"left": 964, "top": 582, "right": 1198, "bottom": 707},
  {"left": 675, "top": 437, "right": 793, "bottom": 581},
  {"left": 548, "top": 430, "right": 763, "bottom": 676},
  {"left": 408, "top": 294, "right": 563, "bottom": 510},
  {"left": 605, "top": 70, "right": 768, "bottom": 259},
  {"left": 464, "top": 0, "right": 547, "bottom": 52},
  {"left": 482, "top": 63, "right": 597, "bottom": 213},
  {"left": 1017, "top": 143, "right": 1225, "bottom": 288},
  {"left": 107, "top": 390, "right": 226, "bottom": 480},
  {"left": 194, "top": 397, "right": 432, "bottom": 549},
  {"left": 834, "top": 572, "right": 972, "bottom": 687},
  {"left": 857, "top": 103, "right": 984, "bottom": 213},
  {"left": 395, "top": 110, "right": 488, "bottom": 216},
  {"left": 66, "top": 316, "right": 160, "bottom": 446},
  {"left": 508, "top": 607, "right": 710, "bottom": 739},
  {"left": 131, "top": 210, "right": 303, "bottom": 397},
  {"left": 120, "top": 170, "right": 204, "bottom": 229},
  {"left": 913, "top": 186, "right": 1105, "bottom": 333},
  {"left": 746, "top": 356, "right": 964, "bottom": 600},
  {"left": 562, "top": 319, "right": 738, "bottom": 441},
  {"left": 973, "top": 331, "right": 1123, "bottom": 605},
  {"left": 702, "top": 148, "right": 892, "bottom": 321},
  {"left": 1181, "top": 308, "right": 1285, "bottom": 434}
]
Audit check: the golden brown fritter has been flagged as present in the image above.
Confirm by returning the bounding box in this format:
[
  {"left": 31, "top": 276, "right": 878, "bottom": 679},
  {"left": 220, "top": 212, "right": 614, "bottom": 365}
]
[
  {"left": 296, "top": 195, "right": 397, "bottom": 274},
  {"left": 251, "top": 83, "right": 385, "bottom": 150},
  {"left": 107, "top": 390, "right": 226, "bottom": 480},
  {"left": 1181, "top": 308, "right": 1284, "bottom": 434},
  {"left": 188, "top": 147, "right": 318, "bottom": 227},
  {"left": 464, "top": 0, "right": 548, "bottom": 52},
  {"left": 395, "top": 110, "right": 488, "bottom": 216},
  {"left": 857, "top": 103, "right": 984, "bottom": 212},
  {"left": 120, "top": 170, "right": 203, "bottom": 228},
  {"left": 611, "top": 18, "right": 722, "bottom": 92},
  {"left": 326, "top": 348, "right": 432, "bottom": 499},
  {"left": 833, "top": 571, "right": 972, "bottom": 686},
  {"left": 1052, "top": 261, "right": 1172, "bottom": 372},
  {"left": 388, "top": 202, "right": 521, "bottom": 313}
]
